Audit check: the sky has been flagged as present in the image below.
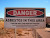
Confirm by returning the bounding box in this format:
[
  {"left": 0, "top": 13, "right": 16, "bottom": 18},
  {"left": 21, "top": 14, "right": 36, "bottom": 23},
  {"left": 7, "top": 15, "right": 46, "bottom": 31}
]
[{"left": 0, "top": 0, "right": 50, "bottom": 18}]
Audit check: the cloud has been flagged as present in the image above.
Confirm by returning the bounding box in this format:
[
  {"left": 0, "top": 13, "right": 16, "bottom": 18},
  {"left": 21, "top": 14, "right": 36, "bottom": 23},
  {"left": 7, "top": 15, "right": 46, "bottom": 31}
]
[
  {"left": 48, "top": 13, "right": 50, "bottom": 14},
  {"left": 46, "top": 13, "right": 50, "bottom": 16}
]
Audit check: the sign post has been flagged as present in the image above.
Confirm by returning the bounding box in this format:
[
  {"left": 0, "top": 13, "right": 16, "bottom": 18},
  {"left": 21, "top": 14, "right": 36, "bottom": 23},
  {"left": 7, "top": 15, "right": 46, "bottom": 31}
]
[{"left": 15, "top": 29, "right": 16, "bottom": 38}]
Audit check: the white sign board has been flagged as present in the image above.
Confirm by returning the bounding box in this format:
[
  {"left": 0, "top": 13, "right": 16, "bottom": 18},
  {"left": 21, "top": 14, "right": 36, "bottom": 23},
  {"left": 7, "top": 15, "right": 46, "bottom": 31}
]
[{"left": 4, "top": 8, "right": 46, "bottom": 28}]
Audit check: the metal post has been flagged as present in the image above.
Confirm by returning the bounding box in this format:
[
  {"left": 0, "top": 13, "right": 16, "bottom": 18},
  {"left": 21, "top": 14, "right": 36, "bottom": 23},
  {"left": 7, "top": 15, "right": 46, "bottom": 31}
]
[
  {"left": 35, "top": 29, "right": 36, "bottom": 38},
  {"left": 32, "top": 29, "right": 36, "bottom": 38},
  {"left": 27, "top": 28, "right": 29, "bottom": 38},
  {"left": 15, "top": 29, "right": 16, "bottom": 38}
]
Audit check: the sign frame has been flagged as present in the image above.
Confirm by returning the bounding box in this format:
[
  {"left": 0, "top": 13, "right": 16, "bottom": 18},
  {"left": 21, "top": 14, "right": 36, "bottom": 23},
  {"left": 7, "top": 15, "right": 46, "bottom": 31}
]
[{"left": 4, "top": 8, "right": 46, "bottom": 28}]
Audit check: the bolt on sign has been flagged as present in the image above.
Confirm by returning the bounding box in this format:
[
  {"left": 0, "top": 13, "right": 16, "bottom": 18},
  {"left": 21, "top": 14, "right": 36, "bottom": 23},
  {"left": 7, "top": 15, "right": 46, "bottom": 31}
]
[{"left": 4, "top": 8, "right": 46, "bottom": 28}]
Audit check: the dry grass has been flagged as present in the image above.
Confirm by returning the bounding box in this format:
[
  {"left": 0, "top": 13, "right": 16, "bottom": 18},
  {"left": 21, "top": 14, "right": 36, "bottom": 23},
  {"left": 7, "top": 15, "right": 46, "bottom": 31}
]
[
  {"left": 0, "top": 21, "right": 4, "bottom": 28},
  {"left": 0, "top": 21, "right": 33, "bottom": 38}
]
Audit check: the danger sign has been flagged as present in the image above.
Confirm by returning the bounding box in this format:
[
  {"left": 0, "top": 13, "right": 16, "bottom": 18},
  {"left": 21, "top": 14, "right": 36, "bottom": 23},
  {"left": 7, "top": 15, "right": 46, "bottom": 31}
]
[
  {"left": 4, "top": 8, "right": 46, "bottom": 28},
  {"left": 7, "top": 10, "right": 43, "bottom": 16}
]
